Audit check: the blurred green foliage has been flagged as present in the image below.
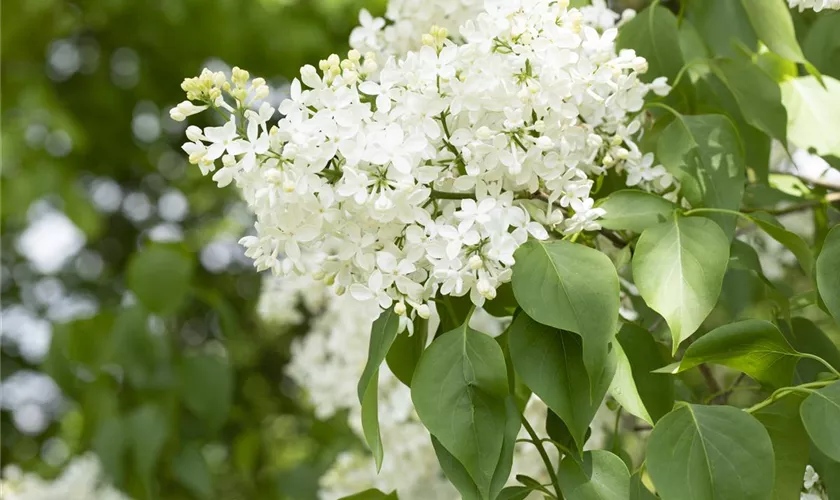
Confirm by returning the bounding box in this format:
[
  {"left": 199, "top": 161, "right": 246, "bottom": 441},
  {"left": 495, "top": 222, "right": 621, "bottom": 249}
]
[{"left": 1, "top": 0, "right": 383, "bottom": 498}]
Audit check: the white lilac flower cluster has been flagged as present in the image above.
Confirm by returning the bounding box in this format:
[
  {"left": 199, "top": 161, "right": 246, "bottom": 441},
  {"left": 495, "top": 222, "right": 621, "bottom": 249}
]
[
  {"left": 259, "top": 276, "right": 548, "bottom": 499},
  {"left": 172, "top": 0, "right": 672, "bottom": 315},
  {"left": 1, "top": 454, "right": 130, "bottom": 500},
  {"left": 801, "top": 465, "right": 829, "bottom": 500},
  {"left": 788, "top": 0, "right": 840, "bottom": 11}
]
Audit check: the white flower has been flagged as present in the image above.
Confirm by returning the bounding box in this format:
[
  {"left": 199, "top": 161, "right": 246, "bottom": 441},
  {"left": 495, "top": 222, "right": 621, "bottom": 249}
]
[
  {"left": 169, "top": 100, "right": 208, "bottom": 121},
  {"left": 175, "top": 0, "right": 670, "bottom": 313},
  {"left": 789, "top": 0, "right": 840, "bottom": 11}
]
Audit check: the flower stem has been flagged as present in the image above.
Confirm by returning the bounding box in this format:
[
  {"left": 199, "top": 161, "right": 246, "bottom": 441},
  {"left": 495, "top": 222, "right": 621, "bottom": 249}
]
[{"left": 520, "top": 411, "right": 562, "bottom": 499}]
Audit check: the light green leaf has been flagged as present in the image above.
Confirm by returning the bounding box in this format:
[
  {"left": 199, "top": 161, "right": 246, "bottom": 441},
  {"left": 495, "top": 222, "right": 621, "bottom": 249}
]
[
  {"left": 647, "top": 404, "right": 775, "bottom": 500},
  {"left": 782, "top": 76, "right": 840, "bottom": 158},
  {"left": 358, "top": 307, "right": 400, "bottom": 470},
  {"left": 609, "top": 342, "right": 653, "bottom": 424},
  {"left": 739, "top": 0, "right": 805, "bottom": 62},
  {"left": 508, "top": 314, "right": 615, "bottom": 450},
  {"left": 597, "top": 190, "right": 678, "bottom": 234},
  {"left": 614, "top": 324, "right": 674, "bottom": 423},
  {"left": 672, "top": 320, "right": 800, "bottom": 388},
  {"left": 512, "top": 240, "right": 619, "bottom": 379},
  {"left": 629, "top": 473, "right": 657, "bottom": 500},
  {"left": 632, "top": 216, "right": 730, "bottom": 352},
  {"left": 412, "top": 322, "right": 509, "bottom": 499},
  {"left": 126, "top": 244, "right": 193, "bottom": 316},
  {"left": 557, "top": 450, "right": 630, "bottom": 500},
  {"left": 338, "top": 489, "right": 398, "bottom": 500},
  {"left": 749, "top": 212, "right": 814, "bottom": 277},
  {"left": 753, "top": 395, "right": 810, "bottom": 500},
  {"left": 710, "top": 59, "right": 787, "bottom": 143},
  {"left": 657, "top": 115, "right": 745, "bottom": 237},
  {"left": 801, "top": 381, "right": 840, "bottom": 462},
  {"left": 817, "top": 225, "right": 840, "bottom": 323},
  {"left": 172, "top": 444, "right": 213, "bottom": 499},
  {"left": 496, "top": 486, "right": 532, "bottom": 500},
  {"left": 180, "top": 353, "right": 233, "bottom": 433}
]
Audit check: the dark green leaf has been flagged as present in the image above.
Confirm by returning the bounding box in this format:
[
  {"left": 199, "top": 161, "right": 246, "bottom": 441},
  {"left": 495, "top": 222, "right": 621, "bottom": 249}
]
[
  {"left": 126, "top": 244, "right": 193, "bottom": 315},
  {"left": 181, "top": 353, "right": 233, "bottom": 433},
  {"left": 412, "top": 322, "right": 509, "bottom": 499},
  {"left": 617, "top": 4, "right": 691, "bottom": 108},
  {"left": 431, "top": 436, "right": 480, "bottom": 500},
  {"left": 816, "top": 225, "right": 840, "bottom": 323},
  {"left": 557, "top": 450, "right": 630, "bottom": 500},
  {"left": 172, "top": 444, "right": 213, "bottom": 499},
  {"left": 801, "top": 381, "right": 840, "bottom": 462},
  {"left": 508, "top": 314, "right": 615, "bottom": 450},
  {"left": 669, "top": 320, "right": 800, "bottom": 388},
  {"left": 597, "top": 190, "right": 678, "bottom": 234},
  {"left": 358, "top": 307, "right": 400, "bottom": 470},
  {"left": 657, "top": 115, "right": 745, "bottom": 237},
  {"left": 512, "top": 240, "right": 619, "bottom": 379},
  {"left": 749, "top": 212, "right": 814, "bottom": 277},
  {"left": 128, "top": 404, "right": 169, "bottom": 491},
  {"left": 710, "top": 59, "right": 787, "bottom": 144},
  {"left": 632, "top": 216, "right": 730, "bottom": 351},
  {"left": 386, "top": 316, "right": 427, "bottom": 386},
  {"left": 787, "top": 317, "right": 840, "bottom": 383},
  {"left": 483, "top": 282, "right": 518, "bottom": 318},
  {"left": 647, "top": 404, "right": 774, "bottom": 500},
  {"left": 629, "top": 473, "right": 657, "bottom": 500},
  {"left": 753, "top": 395, "right": 809, "bottom": 500},
  {"left": 615, "top": 324, "right": 674, "bottom": 423},
  {"left": 496, "top": 486, "right": 531, "bottom": 500},
  {"left": 688, "top": 0, "right": 758, "bottom": 59}
]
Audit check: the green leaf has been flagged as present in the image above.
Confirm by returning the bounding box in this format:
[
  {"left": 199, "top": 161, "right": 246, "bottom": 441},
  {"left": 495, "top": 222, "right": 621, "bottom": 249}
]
[
  {"left": 817, "top": 225, "right": 840, "bottom": 323},
  {"left": 92, "top": 416, "right": 125, "bottom": 485},
  {"left": 172, "top": 444, "right": 213, "bottom": 499},
  {"left": 629, "top": 473, "right": 657, "bottom": 500},
  {"left": 657, "top": 115, "right": 745, "bottom": 237},
  {"left": 801, "top": 381, "right": 840, "bottom": 462},
  {"left": 787, "top": 317, "right": 840, "bottom": 383},
  {"left": 614, "top": 324, "right": 674, "bottom": 423},
  {"left": 483, "top": 282, "right": 518, "bottom": 318},
  {"left": 632, "top": 216, "right": 730, "bottom": 352},
  {"left": 597, "top": 190, "right": 679, "bottom": 234},
  {"left": 557, "top": 450, "right": 630, "bottom": 500},
  {"left": 710, "top": 59, "right": 787, "bottom": 144},
  {"left": 508, "top": 314, "right": 615, "bottom": 451},
  {"left": 180, "top": 353, "right": 233, "bottom": 433},
  {"left": 430, "top": 399, "right": 518, "bottom": 500},
  {"left": 782, "top": 76, "right": 840, "bottom": 157},
  {"left": 753, "top": 395, "right": 810, "bottom": 500},
  {"left": 617, "top": 5, "right": 691, "bottom": 108},
  {"left": 126, "top": 244, "right": 193, "bottom": 316},
  {"left": 411, "top": 321, "right": 509, "bottom": 499},
  {"left": 647, "top": 404, "right": 775, "bottom": 500},
  {"left": 739, "top": 0, "right": 805, "bottom": 63},
  {"left": 386, "top": 316, "right": 427, "bottom": 386},
  {"left": 609, "top": 341, "right": 653, "bottom": 424},
  {"left": 127, "top": 404, "right": 170, "bottom": 491},
  {"left": 496, "top": 486, "right": 532, "bottom": 500},
  {"left": 670, "top": 320, "right": 800, "bottom": 388},
  {"left": 512, "top": 240, "right": 619, "bottom": 379},
  {"left": 338, "top": 489, "right": 398, "bottom": 500},
  {"left": 749, "top": 212, "right": 814, "bottom": 277},
  {"left": 688, "top": 0, "right": 758, "bottom": 59},
  {"left": 358, "top": 307, "right": 400, "bottom": 470}
]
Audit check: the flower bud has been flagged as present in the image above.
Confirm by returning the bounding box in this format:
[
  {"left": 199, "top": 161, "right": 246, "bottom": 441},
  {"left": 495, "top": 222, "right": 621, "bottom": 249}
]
[{"left": 394, "top": 301, "right": 407, "bottom": 315}]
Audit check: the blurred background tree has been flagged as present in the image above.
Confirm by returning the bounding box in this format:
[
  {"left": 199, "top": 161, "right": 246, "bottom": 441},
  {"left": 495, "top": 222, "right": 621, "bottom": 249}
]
[{"left": 1, "top": 1, "right": 382, "bottom": 498}]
